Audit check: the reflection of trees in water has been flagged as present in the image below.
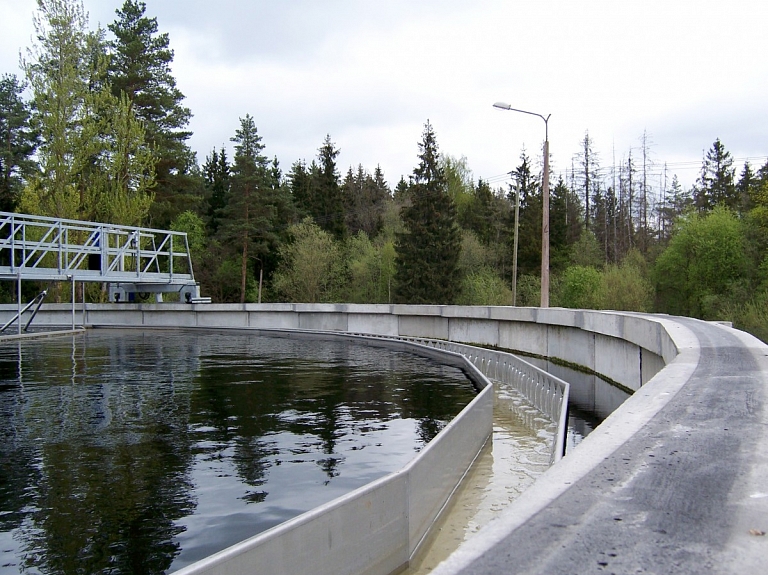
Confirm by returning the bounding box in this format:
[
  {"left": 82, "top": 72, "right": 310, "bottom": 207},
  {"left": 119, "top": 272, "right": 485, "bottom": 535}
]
[
  {"left": 0, "top": 332, "right": 198, "bottom": 574},
  {"left": 191, "top": 336, "right": 476, "bottom": 486},
  {"left": 0, "top": 344, "right": 37, "bottom": 538},
  {"left": 398, "top": 365, "right": 478, "bottom": 447}
]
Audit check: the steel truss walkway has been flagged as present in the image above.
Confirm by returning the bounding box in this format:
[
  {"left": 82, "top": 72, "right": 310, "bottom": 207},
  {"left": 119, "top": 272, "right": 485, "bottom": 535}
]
[{"left": 0, "top": 211, "right": 202, "bottom": 302}]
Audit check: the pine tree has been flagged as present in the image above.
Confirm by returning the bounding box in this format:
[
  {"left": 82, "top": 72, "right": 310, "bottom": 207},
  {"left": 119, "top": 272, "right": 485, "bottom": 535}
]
[
  {"left": 550, "top": 176, "right": 582, "bottom": 270},
  {"left": 395, "top": 121, "right": 461, "bottom": 304},
  {"left": 0, "top": 74, "right": 38, "bottom": 212},
  {"left": 288, "top": 159, "right": 313, "bottom": 217},
  {"left": 393, "top": 176, "right": 410, "bottom": 201},
  {"left": 736, "top": 161, "right": 756, "bottom": 214},
  {"left": 108, "top": 0, "right": 193, "bottom": 226},
  {"left": 657, "top": 174, "right": 691, "bottom": 244}
]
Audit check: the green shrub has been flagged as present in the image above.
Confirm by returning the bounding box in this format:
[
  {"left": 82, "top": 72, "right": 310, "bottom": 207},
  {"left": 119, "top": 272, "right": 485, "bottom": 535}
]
[
  {"left": 654, "top": 207, "right": 749, "bottom": 319},
  {"left": 558, "top": 266, "right": 602, "bottom": 309},
  {"left": 599, "top": 254, "right": 653, "bottom": 312},
  {"left": 457, "top": 267, "right": 513, "bottom": 306}
]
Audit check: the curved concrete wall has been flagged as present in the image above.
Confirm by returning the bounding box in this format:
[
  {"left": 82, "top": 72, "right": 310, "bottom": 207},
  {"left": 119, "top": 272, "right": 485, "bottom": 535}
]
[{"left": 5, "top": 303, "right": 674, "bottom": 394}]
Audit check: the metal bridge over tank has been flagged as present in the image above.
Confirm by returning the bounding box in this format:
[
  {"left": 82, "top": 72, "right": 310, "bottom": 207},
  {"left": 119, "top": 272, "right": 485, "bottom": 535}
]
[{"left": 0, "top": 211, "right": 203, "bottom": 303}]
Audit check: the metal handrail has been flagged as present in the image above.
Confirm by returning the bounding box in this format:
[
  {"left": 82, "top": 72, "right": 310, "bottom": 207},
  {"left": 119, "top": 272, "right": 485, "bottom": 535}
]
[
  {"left": 354, "top": 334, "right": 571, "bottom": 463},
  {"left": 0, "top": 211, "right": 194, "bottom": 284}
]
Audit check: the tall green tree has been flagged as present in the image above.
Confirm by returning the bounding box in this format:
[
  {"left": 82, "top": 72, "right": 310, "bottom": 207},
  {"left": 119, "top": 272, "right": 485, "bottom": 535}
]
[
  {"left": 510, "top": 151, "right": 543, "bottom": 277},
  {"left": 21, "top": 0, "right": 154, "bottom": 224},
  {"left": 314, "top": 135, "right": 346, "bottom": 240},
  {"left": 693, "top": 138, "right": 737, "bottom": 213},
  {"left": 288, "top": 159, "right": 313, "bottom": 218},
  {"left": 220, "top": 115, "right": 273, "bottom": 303},
  {"left": 736, "top": 161, "right": 757, "bottom": 214},
  {"left": 203, "top": 147, "right": 230, "bottom": 234},
  {"left": 0, "top": 74, "right": 38, "bottom": 212},
  {"left": 22, "top": 0, "right": 94, "bottom": 219},
  {"left": 342, "top": 164, "right": 389, "bottom": 238},
  {"left": 395, "top": 121, "right": 462, "bottom": 304},
  {"left": 108, "top": 0, "right": 193, "bottom": 226},
  {"left": 549, "top": 176, "right": 582, "bottom": 271}
]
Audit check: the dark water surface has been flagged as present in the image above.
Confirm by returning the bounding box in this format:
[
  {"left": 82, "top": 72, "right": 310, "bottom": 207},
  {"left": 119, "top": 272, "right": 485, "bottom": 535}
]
[{"left": 0, "top": 329, "right": 476, "bottom": 574}]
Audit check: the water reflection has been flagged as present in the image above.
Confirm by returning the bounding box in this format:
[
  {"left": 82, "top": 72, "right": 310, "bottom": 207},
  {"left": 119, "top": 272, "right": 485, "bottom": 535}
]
[{"left": 0, "top": 330, "right": 476, "bottom": 574}]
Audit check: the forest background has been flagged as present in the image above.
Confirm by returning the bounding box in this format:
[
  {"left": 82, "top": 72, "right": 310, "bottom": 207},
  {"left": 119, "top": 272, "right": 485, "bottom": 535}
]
[{"left": 2, "top": 0, "right": 768, "bottom": 343}]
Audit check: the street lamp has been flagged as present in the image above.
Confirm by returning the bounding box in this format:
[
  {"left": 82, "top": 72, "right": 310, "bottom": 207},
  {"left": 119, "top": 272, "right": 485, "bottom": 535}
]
[{"left": 493, "top": 102, "right": 551, "bottom": 308}]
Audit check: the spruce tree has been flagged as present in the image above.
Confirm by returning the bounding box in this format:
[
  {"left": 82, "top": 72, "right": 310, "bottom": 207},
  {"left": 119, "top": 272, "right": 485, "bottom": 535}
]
[
  {"left": 693, "top": 139, "right": 737, "bottom": 212},
  {"left": 736, "top": 161, "right": 756, "bottom": 214},
  {"left": 550, "top": 176, "right": 583, "bottom": 270},
  {"left": 395, "top": 121, "right": 461, "bottom": 304},
  {"left": 510, "top": 152, "right": 543, "bottom": 277},
  {"left": 203, "top": 147, "right": 230, "bottom": 234},
  {"left": 221, "top": 115, "right": 273, "bottom": 303},
  {"left": 314, "top": 135, "right": 346, "bottom": 240},
  {"left": 342, "top": 164, "right": 388, "bottom": 238},
  {"left": 288, "top": 159, "right": 313, "bottom": 218}
]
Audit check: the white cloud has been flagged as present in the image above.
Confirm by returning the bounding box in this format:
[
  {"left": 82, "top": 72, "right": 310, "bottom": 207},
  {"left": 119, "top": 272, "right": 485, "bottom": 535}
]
[{"left": 2, "top": 0, "right": 767, "bottom": 191}]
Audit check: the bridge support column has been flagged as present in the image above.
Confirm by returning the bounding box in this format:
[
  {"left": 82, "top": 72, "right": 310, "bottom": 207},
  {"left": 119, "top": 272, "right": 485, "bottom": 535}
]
[{"left": 16, "top": 273, "right": 20, "bottom": 335}]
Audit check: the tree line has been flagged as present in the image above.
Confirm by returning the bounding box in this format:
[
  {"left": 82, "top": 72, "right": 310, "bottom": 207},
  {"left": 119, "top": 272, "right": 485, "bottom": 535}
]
[{"left": 2, "top": 0, "right": 768, "bottom": 341}]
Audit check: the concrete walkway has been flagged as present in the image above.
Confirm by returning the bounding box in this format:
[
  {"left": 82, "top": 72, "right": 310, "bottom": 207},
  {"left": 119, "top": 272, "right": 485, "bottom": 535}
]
[{"left": 432, "top": 317, "right": 768, "bottom": 575}]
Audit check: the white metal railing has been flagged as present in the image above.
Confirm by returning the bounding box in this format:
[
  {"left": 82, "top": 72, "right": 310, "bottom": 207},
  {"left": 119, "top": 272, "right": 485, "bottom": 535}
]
[
  {"left": 359, "top": 334, "right": 570, "bottom": 463},
  {"left": 0, "top": 211, "right": 194, "bottom": 285}
]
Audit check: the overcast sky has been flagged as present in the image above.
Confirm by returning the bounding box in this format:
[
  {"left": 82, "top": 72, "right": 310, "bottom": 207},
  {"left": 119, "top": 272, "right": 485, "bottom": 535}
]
[{"left": 2, "top": 0, "right": 767, "bottom": 193}]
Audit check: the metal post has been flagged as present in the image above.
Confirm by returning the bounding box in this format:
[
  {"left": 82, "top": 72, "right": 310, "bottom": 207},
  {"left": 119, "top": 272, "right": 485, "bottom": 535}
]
[
  {"left": 541, "top": 135, "right": 550, "bottom": 308},
  {"left": 70, "top": 276, "right": 75, "bottom": 330},
  {"left": 258, "top": 266, "right": 263, "bottom": 304},
  {"left": 512, "top": 175, "right": 520, "bottom": 306},
  {"left": 16, "top": 273, "right": 21, "bottom": 335}
]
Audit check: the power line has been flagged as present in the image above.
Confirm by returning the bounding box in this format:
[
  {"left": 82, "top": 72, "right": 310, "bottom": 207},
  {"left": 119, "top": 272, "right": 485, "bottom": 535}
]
[{"left": 485, "top": 155, "right": 768, "bottom": 188}]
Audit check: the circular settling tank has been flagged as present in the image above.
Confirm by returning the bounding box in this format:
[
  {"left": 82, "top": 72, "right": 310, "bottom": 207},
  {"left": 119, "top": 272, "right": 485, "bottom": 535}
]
[{"left": 0, "top": 329, "right": 478, "bottom": 574}]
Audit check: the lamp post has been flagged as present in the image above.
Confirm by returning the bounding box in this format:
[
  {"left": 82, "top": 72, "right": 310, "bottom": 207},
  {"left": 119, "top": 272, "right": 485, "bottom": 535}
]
[
  {"left": 493, "top": 102, "right": 551, "bottom": 308},
  {"left": 510, "top": 171, "right": 520, "bottom": 306}
]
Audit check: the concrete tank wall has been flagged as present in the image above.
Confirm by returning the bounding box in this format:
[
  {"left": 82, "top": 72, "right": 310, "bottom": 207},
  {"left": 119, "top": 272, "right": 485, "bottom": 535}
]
[{"left": 4, "top": 303, "right": 672, "bottom": 390}]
